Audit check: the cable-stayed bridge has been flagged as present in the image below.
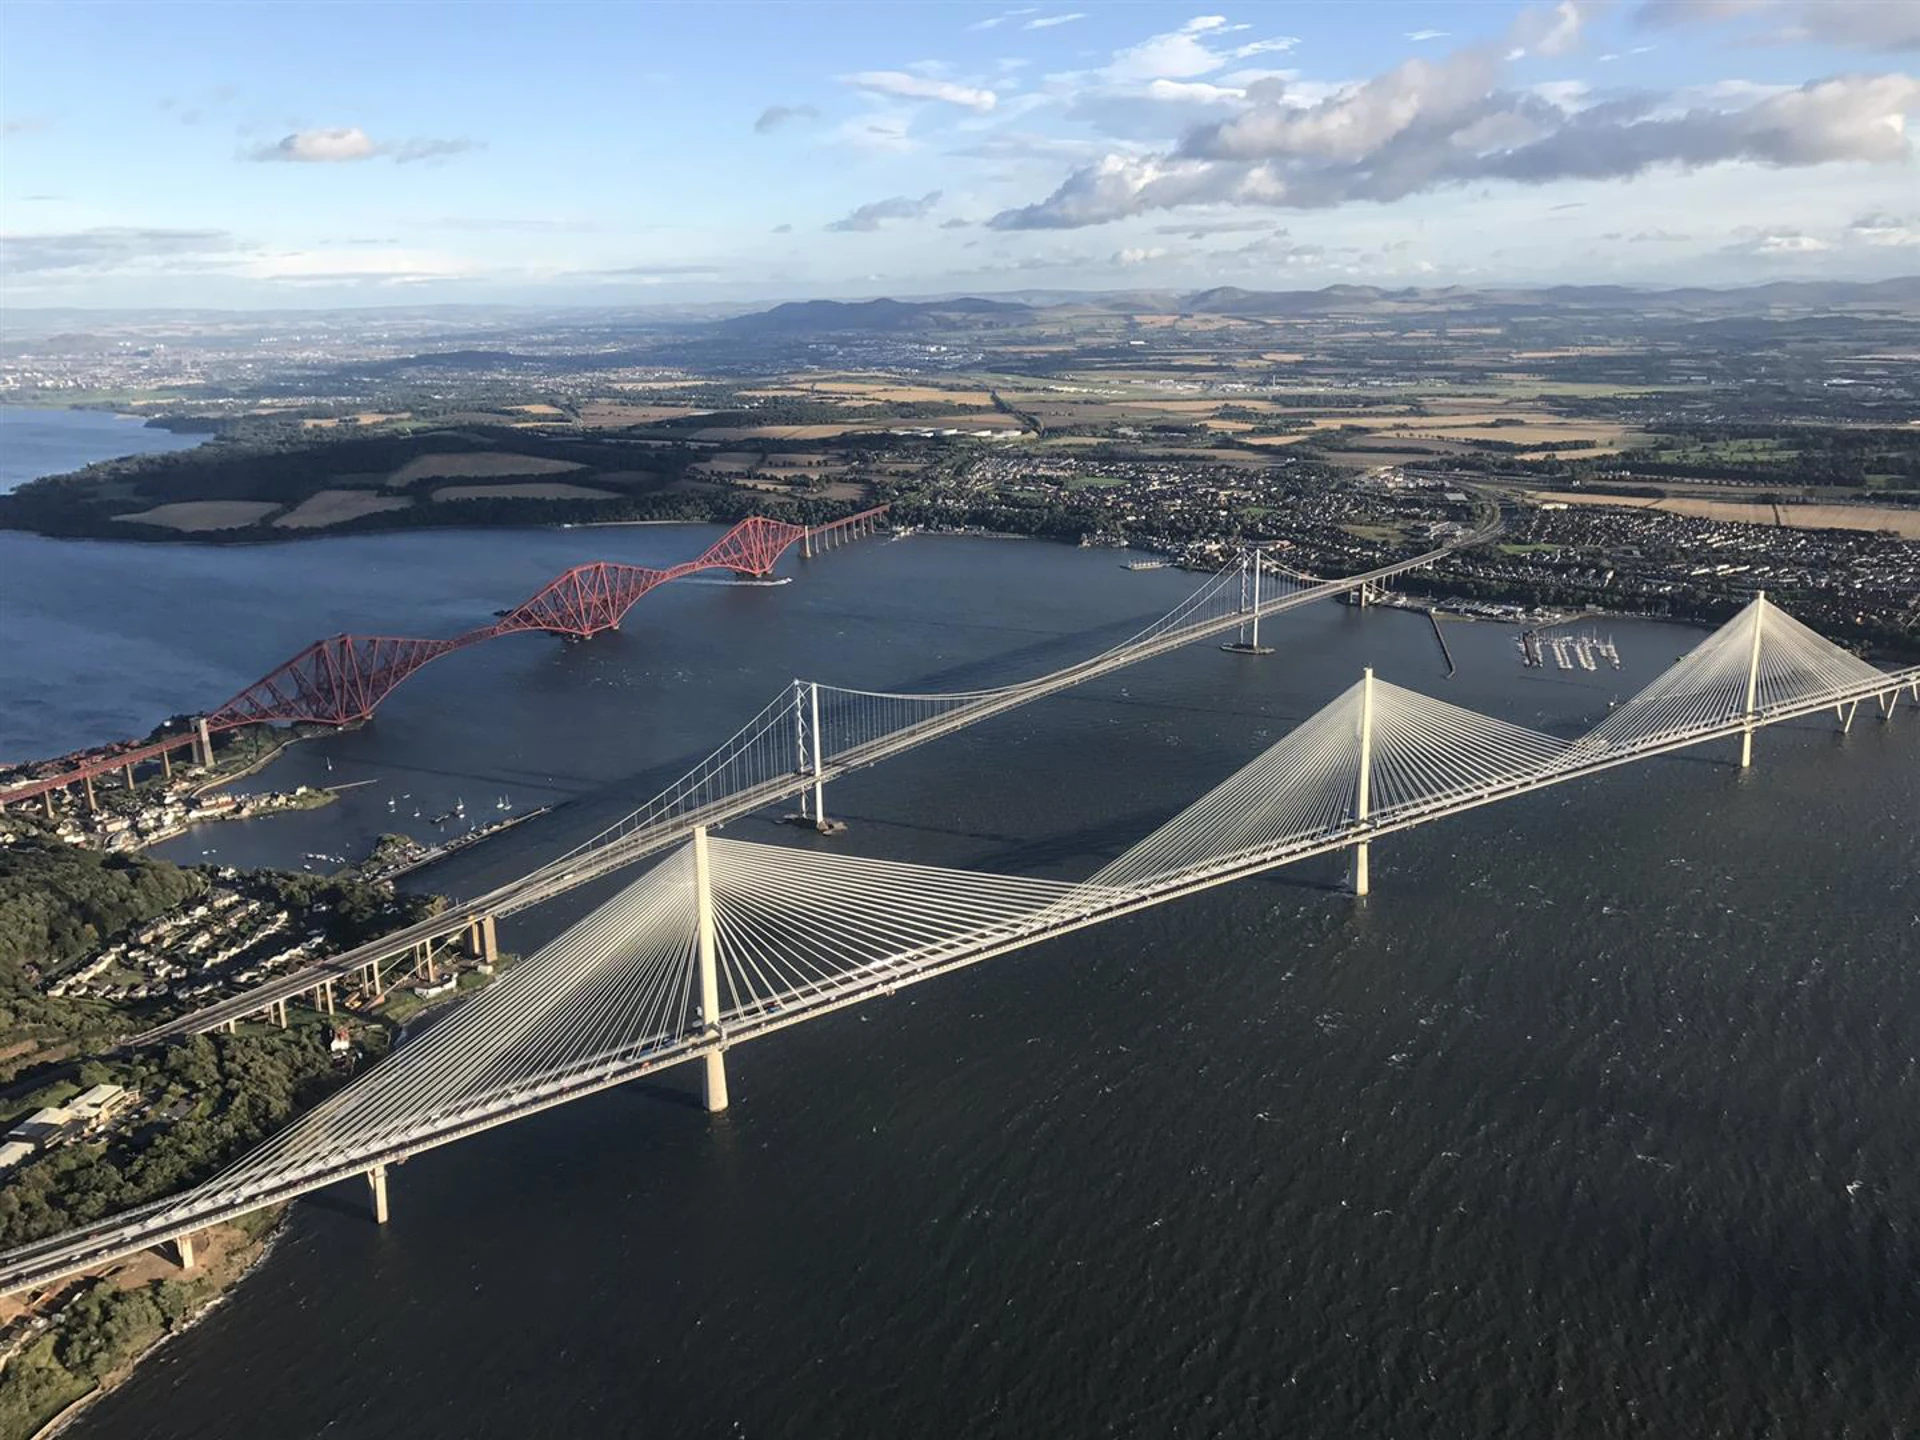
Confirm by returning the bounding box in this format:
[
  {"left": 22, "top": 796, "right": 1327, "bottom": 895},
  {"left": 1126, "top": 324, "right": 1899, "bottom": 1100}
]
[
  {"left": 3, "top": 594, "right": 1913, "bottom": 1296},
  {"left": 127, "top": 521, "right": 1482, "bottom": 1045}
]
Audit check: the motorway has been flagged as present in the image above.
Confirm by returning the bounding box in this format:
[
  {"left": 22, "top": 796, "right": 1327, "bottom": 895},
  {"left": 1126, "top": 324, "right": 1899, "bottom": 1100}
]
[{"left": 7, "top": 656, "right": 1914, "bottom": 1297}]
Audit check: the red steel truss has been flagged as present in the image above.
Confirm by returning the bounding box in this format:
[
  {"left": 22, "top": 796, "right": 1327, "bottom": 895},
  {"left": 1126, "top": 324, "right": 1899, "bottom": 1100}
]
[{"left": 1, "top": 509, "right": 887, "bottom": 807}]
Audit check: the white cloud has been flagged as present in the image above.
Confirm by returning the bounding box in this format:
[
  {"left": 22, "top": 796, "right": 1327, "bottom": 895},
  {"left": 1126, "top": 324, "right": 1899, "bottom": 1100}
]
[
  {"left": 754, "top": 104, "right": 819, "bottom": 133},
  {"left": 1510, "top": 1, "right": 1588, "bottom": 57},
  {"left": 248, "top": 127, "right": 477, "bottom": 164},
  {"left": 0, "top": 227, "right": 237, "bottom": 274},
  {"left": 240, "top": 246, "right": 481, "bottom": 282},
  {"left": 1233, "top": 38, "right": 1301, "bottom": 59},
  {"left": 1112, "top": 245, "right": 1167, "bottom": 264},
  {"left": 1026, "top": 13, "right": 1087, "bottom": 29},
  {"left": 1724, "top": 228, "right": 1832, "bottom": 255},
  {"left": 251, "top": 126, "right": 379, "bottom": 162},
  {"left": 1635, "top": 1, "right": 1920, "bottom": 53},
  {"left": 843, "top": 71, "right": 997, "bottom": 112},
  {"left": 826, "top": 190, "right": 944, "bottom": 232},
  {"left": 968, "top": 7, "right": 1038, "bottom": 31},
  {"left": 1100, "top": 14, "right": 1298, "bottom": 84},
  {"left": 830, "top": 109, "right": 919, "bottom": 154},
  {"left": 1848, "top": 212, "right": 1920, "bottom": 245},
  {"left": 991, "top": 41, "right": 1920, "bottom": 230},
  {"left": 1406, "top": 29, "right": 1449, "bottom": 42}
]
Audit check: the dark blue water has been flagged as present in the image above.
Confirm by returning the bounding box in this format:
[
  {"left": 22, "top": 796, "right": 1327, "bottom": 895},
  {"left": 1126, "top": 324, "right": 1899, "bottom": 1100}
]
[
  {"left": 0, "top": 407, "right": 204, "bottom": 495},
  {"left": 4, "top": 416, "right": 1916, "bottom": 1439}
]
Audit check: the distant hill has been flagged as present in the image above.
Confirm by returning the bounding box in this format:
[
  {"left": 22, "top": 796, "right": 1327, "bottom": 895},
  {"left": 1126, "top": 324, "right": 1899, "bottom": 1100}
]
[
  {"left": 718, "top": 296, "right": 1033, "bottom": 335},
  {"left": 1184, "top": 285, "right": 1409, "bottom": 316},
  {"left": 1178, "top": 279, "right": 1920, "bottom": 318},
  {"left": 714, "top": 281, "right": 1920, "bottom": 333}
]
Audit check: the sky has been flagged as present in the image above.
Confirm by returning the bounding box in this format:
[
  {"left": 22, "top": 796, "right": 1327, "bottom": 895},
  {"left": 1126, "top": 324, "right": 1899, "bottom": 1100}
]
[{"left": 1, "top": 0, "right": 1917, "bottom": 308}]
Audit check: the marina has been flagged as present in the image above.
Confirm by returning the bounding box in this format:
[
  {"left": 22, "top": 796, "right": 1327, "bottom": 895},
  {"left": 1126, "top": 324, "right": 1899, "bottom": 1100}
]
[{"left": 1520, "top": 628, "right": 1622, "bottom": 672}]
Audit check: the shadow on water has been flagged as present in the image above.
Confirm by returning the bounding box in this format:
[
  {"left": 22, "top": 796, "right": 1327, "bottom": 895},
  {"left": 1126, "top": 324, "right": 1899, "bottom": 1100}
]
[
  {"left": 822, "top": 806, "right": 1170, "bottom": 876},
  {"left": 624, "top": 1080, "right": 708, "bottom": 1112},
  {"left": 299, "top": 1184, "right": 374, "bottom": 1223}
]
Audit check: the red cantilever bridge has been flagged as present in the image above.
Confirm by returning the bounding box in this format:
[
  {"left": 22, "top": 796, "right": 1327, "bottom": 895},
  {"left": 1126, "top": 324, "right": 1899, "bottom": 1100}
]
[{"left": 2, "top": 508, "right": 888, "bottom": 812}]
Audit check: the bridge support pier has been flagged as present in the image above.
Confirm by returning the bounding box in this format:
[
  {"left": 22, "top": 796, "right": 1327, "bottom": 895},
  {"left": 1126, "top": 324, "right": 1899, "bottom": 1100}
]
[
  {"left": 366, "top": 1164, "right": 389, "bottom": 1225},
  {"left": 42, "top": 792, "right": 54, "bottom": 820},
  {"left": 172, "top": 1233, "right": 196, "bottom": 1271},
  {"left": 703, "top": 1051, "right": 729, "bottom": 1114},
  {"left": 320, "top": 979, "right": 335, "bottom": 1014},
  {"left": 1838, "top": 700, "right": 1858, "bottom": 734},
  {"left": 468, "top": 916, "right": 499, "bottom": 966},
  {"left": 161, "top": 747, "right": 172, "bottom": 780},
  {"left": 273, "top": 999, "right": 288, "bottom": 1029},
  {"left": 692, "top": 826, "right": 730, "bottom": 1114},
  {"left": 82, "top": 774, "right": 98, "bottom": 813},
  {"left": 194, "top": 717, "right": 214, "bottom": 770}
]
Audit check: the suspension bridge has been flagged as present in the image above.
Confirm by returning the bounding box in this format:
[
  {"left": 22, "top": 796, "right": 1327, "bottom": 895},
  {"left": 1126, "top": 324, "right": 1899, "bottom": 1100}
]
[
  {"left": 0, "top": 507, "right": 888, "bottom": 814},
  {"left": 1, "top": 593, "right": 1913, "bottom": 1297},
  {"left": 124, "top": 518, "right": 1487, "bottom": 1045}
]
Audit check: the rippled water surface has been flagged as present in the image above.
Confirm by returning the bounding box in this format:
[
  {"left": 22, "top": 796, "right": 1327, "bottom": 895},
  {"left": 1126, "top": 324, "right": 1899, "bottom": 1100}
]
[{"left": 4, "top": 493, "right": 1913, "bottom": 1438}]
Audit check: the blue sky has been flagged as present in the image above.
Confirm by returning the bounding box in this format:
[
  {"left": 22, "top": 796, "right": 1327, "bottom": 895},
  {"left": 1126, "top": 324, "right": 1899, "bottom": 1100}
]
[{"left": 2, "top": 0, "right": 1916, "bottom": 307}]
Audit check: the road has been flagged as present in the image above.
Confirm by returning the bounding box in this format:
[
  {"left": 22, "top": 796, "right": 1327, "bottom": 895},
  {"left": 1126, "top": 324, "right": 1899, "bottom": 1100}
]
[
  {"left": 129, "top": 520, "right": 1498, "bottom": 1045},
  {"left": 9, "top": 654, "right": 1914, "bottom": 1297}
]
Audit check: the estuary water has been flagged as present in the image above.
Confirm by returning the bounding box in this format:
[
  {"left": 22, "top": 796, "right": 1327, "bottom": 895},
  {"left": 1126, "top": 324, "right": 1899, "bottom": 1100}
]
[
  {"left": 0, "top": 407, "right": 205, "bottom": 495},
  {"left": 2, "top": 416, "right": 1915, "bottom": 1439}
]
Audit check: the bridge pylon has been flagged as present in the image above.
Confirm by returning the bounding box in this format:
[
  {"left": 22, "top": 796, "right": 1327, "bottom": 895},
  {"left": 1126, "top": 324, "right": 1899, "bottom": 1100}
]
[
  {"left": 809, "top": 682, "right": 827, "bottom": 826},
  {"left": 1221, "top": 548, "right": 1275, "bottom": 655},
  {"left": 1351, "top": 668, "right": 1375, "bottom": 896},
  {"left": 692, "top": 826, "right": 729, "bottom": 1113},
  {"left": 1739, "top": 590, "right": 1766, "bottom": 768}
]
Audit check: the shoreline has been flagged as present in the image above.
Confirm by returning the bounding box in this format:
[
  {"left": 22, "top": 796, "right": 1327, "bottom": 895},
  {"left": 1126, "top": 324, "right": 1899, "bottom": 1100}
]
[
  {"left": 9, "top": 1209, "right": 290, "bottom": 1440},
  {"left": 36, "top": 1213, "right": 289, "bottom": 1440}
]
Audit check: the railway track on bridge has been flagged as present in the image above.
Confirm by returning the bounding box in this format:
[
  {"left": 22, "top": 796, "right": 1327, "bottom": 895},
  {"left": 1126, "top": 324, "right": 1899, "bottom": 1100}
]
[{"left": 127, "top": 522, "right": 1493, "bottom": 1046}]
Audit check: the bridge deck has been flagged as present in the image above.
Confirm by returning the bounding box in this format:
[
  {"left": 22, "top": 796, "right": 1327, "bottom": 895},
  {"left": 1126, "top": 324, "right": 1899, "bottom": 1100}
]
[
  {"left": 5, "top": 658, "right": 1911, "bottom": 1297},
  {"left": 128, "top": 530, "right": 1479, "bottom": 1045}
]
